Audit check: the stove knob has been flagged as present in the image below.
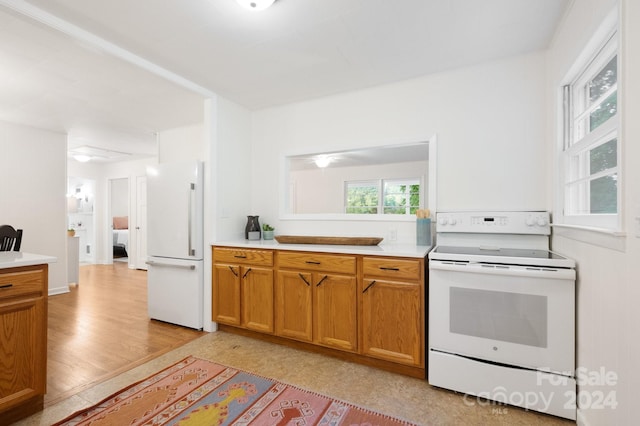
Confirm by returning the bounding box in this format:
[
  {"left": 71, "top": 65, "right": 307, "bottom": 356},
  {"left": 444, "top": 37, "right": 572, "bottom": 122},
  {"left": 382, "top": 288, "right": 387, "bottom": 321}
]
[
  {"left": 537, "top": 216, "right": 548, "bottom": 226},
  {"left": 449, "top": 218, "right": 457, "bottom": 226},
  {"left": 525, "top": 216, "right": 535, "bottom": 226},
  {"left": 439, "top": 217, "right": 449, "bottom": 226}
]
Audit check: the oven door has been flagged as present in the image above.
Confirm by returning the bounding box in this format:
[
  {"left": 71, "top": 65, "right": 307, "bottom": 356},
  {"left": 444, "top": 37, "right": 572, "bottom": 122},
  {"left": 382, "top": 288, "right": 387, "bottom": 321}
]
[{"left": 429, "top": 260, "right": 575, "bottom": 374}]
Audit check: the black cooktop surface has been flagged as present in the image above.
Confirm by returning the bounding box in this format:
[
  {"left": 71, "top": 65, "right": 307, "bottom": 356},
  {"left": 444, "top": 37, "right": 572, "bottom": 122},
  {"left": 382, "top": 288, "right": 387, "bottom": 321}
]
[{"left": 432, "top": 245, "right": 568, "bottom": 260}]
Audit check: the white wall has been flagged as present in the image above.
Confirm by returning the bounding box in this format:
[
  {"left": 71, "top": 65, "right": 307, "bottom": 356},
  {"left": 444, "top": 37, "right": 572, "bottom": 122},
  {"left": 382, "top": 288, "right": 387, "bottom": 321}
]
[
  {"left": 0, "top": 121, "right": 67, "bottom": 294},
  {"left": 203, "top": 96, "right": 252, "bottom": 334},
  {"left": 546, "top": 1, "right": 638, "bottom": 425},
  {"left": 111, "top": 178, "right": 128, "bottom": 217},
  {"left": 158, "top": 124, "right": 204, "bottom": 163},
  {"left": 250, "top": 51, "right": 548, "bottom": 243},
  {"left": 213, "top": 97, "right": 253, "bottom": 242}
]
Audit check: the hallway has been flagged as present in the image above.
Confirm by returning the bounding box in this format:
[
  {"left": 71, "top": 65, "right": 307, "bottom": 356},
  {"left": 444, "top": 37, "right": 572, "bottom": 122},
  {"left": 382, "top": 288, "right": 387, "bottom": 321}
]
[{"left": 45, "top": 262, "right": 203, "bottom": 406}]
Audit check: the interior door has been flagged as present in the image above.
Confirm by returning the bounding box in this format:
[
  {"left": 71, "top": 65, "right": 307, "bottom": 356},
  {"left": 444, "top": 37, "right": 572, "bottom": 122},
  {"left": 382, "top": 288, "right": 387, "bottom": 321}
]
[{"left": 135, "top": 175, "right": 148, "bottom": 270}]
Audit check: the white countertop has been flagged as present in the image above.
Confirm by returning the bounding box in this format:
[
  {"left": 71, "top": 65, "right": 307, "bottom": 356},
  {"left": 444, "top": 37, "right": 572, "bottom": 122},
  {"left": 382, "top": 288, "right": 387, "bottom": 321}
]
[
  {"left": 0, "top": 252, "right": 57, "bottom": 269},
  {"left": 213, "top": 239, "right": 432, "bottom": 258}
]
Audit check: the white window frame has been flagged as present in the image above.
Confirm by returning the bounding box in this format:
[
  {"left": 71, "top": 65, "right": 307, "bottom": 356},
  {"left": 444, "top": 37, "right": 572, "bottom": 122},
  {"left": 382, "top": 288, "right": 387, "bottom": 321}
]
[
  {"left": 344, "top": 180, "right": 380, "bottom": 214},
  {"left": 382, "top": 178, "right": 421, "bottom": 215},
  {"left": 557, "top": 23, "right": 621, "bottom": 232},
  {"left": 344, "top": 178, "right": 422, "bottom": 215}
]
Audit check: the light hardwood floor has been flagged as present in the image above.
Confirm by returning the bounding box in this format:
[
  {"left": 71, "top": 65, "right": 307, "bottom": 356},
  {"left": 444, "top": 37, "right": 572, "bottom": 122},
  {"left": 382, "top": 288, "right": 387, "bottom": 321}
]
[{"left": 45, "top": 262, "right": 203, "bottom": 407}]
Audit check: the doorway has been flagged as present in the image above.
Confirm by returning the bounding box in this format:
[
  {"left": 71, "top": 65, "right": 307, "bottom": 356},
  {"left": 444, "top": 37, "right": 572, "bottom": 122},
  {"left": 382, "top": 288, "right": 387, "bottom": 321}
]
[
  {"left": 110, "top": 177, "right": 129, "bottom": 265},
  {"left": 67, "top": 177, "right": 96, "bottom": 264}
]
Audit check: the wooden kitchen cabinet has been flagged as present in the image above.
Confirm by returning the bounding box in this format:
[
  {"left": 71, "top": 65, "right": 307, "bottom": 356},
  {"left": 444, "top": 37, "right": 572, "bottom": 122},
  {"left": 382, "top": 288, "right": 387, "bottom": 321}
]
[
  {"left": 212, "top": 248, "right": 274, "bottom": 333},
  {"left": 212, "top": 263, "right": 241, "bottom": 325},
  {"left": 276, "top": 251, "right": 358, "bottom": 352},
  {"left": 212, "top": 245, "right": 427, "bottom": 378},
  {"left": 361, "top": 256, "right": 425, "bottom": 367},
  {"left": 275, "top": 270, "right": 312, "bottom": 341},
  {"left": 0, "top": 264, "right": 48, "bottom": 421},
  {"left": 241, "top": 266, "right": 273, "bottom": 333}
]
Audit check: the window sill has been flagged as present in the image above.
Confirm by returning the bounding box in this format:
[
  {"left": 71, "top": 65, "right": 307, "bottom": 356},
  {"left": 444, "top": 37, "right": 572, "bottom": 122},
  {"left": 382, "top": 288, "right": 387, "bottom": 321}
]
[{"left": 551, "top": 223, "right": 626, "bottom": 252}]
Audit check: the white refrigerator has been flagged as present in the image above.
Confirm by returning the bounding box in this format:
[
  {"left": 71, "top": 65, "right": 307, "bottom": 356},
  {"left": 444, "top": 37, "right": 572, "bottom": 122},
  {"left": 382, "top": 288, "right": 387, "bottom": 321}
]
[{"left": 146, "top": 160, "right": 204, "bottom": 329}]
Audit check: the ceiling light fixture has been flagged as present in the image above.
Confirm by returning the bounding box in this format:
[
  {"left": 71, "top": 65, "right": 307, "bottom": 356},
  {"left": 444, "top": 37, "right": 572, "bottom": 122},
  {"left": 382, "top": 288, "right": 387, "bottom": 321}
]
[
  {"left": 314, "top": 155, "right": 332, "bottom": 168},
  {"left": 73, "top": 154, "right": 92, "bottom": 162},
  {"left": 235, "top": 0, "right": 276, "bottom": 11}
]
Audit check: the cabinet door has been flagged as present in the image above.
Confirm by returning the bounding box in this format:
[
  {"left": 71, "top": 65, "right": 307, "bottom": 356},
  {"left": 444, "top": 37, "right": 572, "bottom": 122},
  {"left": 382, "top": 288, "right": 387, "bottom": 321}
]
[
  {"left": 362, "top": 279, "right": 423, "bottom": 366},
  {"left": 314, "top": 273, "right": 358, "bottom": 352},
  {"left": 275, "top": 271, "right": 313, "bottom": 342},
  {"left": 212, "top": 264, "right": 241, "bottom": 325},
  {"left": 241, "top": 266, "right": 274, "bottom": 333},
  {"left": 0, "top": 297, "right": 46, "bottom": 410}
]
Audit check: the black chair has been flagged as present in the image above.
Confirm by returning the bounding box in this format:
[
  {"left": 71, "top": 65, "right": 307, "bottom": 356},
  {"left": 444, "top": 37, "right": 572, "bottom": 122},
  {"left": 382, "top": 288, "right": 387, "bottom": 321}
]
[{"left": 0, "top": 225, "right": 23, "bottom": 251}]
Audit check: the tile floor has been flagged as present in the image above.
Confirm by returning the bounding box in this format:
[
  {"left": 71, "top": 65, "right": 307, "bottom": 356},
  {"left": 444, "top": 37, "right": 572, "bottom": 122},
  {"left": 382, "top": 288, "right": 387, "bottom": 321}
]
[{"left": 14, "top": 331, "right": 574, "bottom": 426}]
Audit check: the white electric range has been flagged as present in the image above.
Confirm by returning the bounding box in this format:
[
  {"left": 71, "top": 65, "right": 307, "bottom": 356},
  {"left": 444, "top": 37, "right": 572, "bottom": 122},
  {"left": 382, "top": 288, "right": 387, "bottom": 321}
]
[{"left": 428, "top": 211, "right": 576, "bottom": 420}]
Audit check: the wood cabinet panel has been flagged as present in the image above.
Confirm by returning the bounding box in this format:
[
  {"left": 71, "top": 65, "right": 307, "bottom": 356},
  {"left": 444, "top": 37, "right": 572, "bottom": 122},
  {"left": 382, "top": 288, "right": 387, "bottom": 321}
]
[
  {"left": 0, "top": 268, "right": 45, "bottom": 300},
  {"left": 241, "top": 267, "right": 274, "bottom": 333},
  {"left": 278, "top": 251, "right": 356, "bottom": 275},
  {"left": 361, "top": 278, "right": 423, "bottom": 367},
  {"left": 0, "top": 265, "right": 47, "bottom": 419},
  {"left": 277, "top": 252, "right": 358, "bottom": 352},
  {"left": 362, "top": 257, "right": 422, "bottom": 281},
  {"left": 0, "top": 298, "right": 46, "bottom": 405},
  {"left": 214, "top": 247, "right": 273, "bottom": 267},
  {"left": 212, "top": 248, "right": 274, "bottom": 334},
  {"left": 212, "top": 264, "right": 241, "bottom": 325},
  {"left": 314, "top": 273, "right": 358, "bottom": 352},
  {"left": 275, "top": 271, "right": 313, "bottom": 342}
]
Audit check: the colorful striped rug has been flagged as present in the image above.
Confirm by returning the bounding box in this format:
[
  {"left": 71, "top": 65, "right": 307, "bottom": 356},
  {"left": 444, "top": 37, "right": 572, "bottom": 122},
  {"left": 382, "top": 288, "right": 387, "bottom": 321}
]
[{"left": 53, "top": 356, "right": 419, "bottom": 425}]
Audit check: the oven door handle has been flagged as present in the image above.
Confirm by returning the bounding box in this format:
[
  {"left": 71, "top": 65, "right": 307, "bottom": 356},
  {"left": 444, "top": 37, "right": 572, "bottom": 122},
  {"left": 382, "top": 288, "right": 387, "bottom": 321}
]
[{"left": 429, "top": 260, "right": 575, "bottom": 280}]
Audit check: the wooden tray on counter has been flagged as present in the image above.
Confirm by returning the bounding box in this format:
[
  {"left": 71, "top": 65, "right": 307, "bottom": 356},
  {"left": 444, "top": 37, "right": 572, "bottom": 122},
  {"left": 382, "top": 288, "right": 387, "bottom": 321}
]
[{"left": 274, "top": 235, "right": 383, "bottom": 246}]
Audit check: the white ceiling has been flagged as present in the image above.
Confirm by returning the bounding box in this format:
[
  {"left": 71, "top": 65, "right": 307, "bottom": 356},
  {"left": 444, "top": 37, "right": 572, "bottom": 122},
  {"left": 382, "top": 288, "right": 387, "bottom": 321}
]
[{"left": 0, "top": 0, "right": 570, "bottom": 160}]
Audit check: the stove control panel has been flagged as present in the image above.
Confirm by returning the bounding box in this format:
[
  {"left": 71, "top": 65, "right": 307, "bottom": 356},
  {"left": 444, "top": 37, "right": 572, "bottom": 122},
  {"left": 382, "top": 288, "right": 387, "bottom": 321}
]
[{"left": 436, "top": 211, "right": 551, "bottom": 235}]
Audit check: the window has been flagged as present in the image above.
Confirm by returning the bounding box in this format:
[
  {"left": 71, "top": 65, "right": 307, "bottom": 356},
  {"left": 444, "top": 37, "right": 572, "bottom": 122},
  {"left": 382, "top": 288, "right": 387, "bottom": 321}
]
[
  {"left": 561, "top": 32, "right": 619, "bottom": 230},
  {"left": 345, "top": 179, "right": 421, "bottom": 215},
  {"left": 345, "top": 181, "right": 379, "bottom": 214},
  {"left": 383, "top": 179, "right": 420, "bottom": 214}
]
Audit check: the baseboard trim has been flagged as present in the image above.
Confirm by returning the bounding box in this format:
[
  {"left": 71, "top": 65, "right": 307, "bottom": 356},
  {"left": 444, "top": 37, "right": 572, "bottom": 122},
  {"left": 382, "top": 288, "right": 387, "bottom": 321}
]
[{"left": 48, "top": 285, "right": 70, "bottom": 296}]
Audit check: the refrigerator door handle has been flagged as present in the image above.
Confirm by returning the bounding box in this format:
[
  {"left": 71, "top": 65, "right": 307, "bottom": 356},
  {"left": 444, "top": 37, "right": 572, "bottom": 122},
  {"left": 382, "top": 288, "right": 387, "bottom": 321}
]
[
  {"left": 146, "top": 260, "right": 196, "bottom": 270},
  {"left": 188, "top": 182, "right": 195, "bottom": 256}
]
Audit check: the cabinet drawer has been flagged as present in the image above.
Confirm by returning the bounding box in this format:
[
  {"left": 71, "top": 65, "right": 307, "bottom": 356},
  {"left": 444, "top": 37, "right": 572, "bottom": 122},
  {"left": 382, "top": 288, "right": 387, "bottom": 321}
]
[
  {"left": 0, "top": 267, "right": 45, "bottom": 300},
  {"left": 278, "top": 251, "right": 356, "bottom": 275},
  {"left": 214, "top": 248, "right": 273, "bottom": 267},
  {"left": 363, "top": 257, "right": 422, "bottom": 281}
]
